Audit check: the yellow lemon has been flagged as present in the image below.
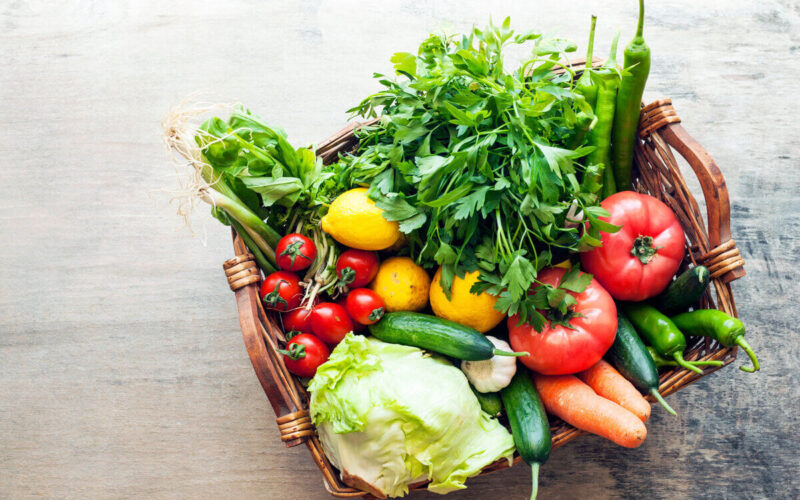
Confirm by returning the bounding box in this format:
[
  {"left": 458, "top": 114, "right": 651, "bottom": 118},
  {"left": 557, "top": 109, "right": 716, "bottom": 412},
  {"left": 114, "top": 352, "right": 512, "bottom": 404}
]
[
  {"left": 320, "top": 188, "right": 401, "bottom": 251},
  {"left": 429, "top": 268, "right": 505, "bottom": 333},
  {"left": 370, "top": 257, "right": 430, "bottom": 312}
]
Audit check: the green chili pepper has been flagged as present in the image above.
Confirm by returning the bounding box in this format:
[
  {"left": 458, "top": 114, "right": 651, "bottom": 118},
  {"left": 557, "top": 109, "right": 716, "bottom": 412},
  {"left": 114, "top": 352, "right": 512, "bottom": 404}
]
[
  {"left": 612, "top": 0, "right": 651, "bottom": 191},
  {"left": 671, "top": 310, "right": 759, "bottom": 373},
  {"left": 575, "top": 15, "right": 598, "bottom": 110},
  {"left": 586, "top": 30, "right": 621, "bottom": 199},
  {"left": 646, "top": 346, "right": 724, "bottom": 370},
  {"left": 622, "top": 303, "right": 724, "bottom": 374}
]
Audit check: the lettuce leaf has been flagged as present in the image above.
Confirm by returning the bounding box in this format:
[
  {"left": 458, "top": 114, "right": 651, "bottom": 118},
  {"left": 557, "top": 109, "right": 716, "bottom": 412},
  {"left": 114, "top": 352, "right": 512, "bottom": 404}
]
[{"left": 309, "top": 334, "right": 515, "bottom": 497}]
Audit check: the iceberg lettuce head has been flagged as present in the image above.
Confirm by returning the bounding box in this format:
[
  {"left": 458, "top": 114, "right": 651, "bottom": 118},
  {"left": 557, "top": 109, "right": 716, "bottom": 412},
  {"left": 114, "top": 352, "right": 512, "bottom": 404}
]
[{"left": 308, "top": 334, "right": 515, "bottom": 498}]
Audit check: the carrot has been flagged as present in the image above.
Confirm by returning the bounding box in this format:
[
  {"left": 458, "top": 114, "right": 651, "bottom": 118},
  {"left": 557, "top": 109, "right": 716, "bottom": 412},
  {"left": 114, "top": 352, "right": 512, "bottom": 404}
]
[
  {"left": 532, "top": 373, "right": 647, "bottom": 448},
  {"left": 577, "top": 360, "right": 651, "bottom": 422}
]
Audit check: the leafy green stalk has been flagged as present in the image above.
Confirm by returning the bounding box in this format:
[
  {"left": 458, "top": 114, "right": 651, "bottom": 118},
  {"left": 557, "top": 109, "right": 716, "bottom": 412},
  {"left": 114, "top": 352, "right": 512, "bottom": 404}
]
[
  {"left": 199, "top": 188, "right": 278, "bottom": 267},
  {"left": 228, "top": 218, "right": 277, "bottom": 274}
]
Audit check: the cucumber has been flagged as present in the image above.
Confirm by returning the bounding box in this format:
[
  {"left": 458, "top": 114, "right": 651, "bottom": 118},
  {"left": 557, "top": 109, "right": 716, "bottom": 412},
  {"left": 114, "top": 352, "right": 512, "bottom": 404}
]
[
  {"left": 368, "top": 312, "right": 526, "bottom": 361},
  {"left": 653, "top": 265, "right": 710, "bottom": 315},
  {"left": 471, "top": 386, "right": 502, "bottom": 417},
  {"left": 604, "top": 312, "right": 677, "bottom": 416},
  {"left": 501, "top": 370, "right": 551, "bottom": 500}
]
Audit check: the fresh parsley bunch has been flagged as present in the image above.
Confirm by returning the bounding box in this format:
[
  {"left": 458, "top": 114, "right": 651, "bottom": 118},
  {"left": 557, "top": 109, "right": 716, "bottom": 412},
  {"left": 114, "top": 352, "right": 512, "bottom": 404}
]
[{"left": 339, "top": 18, "right": 618, "bottom": 327}]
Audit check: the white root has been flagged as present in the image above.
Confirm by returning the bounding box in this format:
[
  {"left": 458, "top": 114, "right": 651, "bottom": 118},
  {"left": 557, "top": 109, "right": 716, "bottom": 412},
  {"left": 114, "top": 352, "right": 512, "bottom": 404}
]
[{"left": 159, "top": 94, "right": 234, "bottom": 233}]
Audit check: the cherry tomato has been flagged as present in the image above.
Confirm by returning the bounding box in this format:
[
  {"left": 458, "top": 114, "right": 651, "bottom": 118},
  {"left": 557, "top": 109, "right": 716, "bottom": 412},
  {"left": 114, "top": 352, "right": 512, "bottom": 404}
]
[
  {"left": 580, "top": 191, "right": 685, "bottom": 301},
  {"left": 345, "top": 288, "right": 385, "bottom": 325},
  {"left": 276, "top": 233, "right": 317, "bottom": 272},
  {"left": 336, "top": 249, "right": 379, "bottom": 288},
  {"left": 282, "top": 307, "right": 313, "bottom": 334},
  {"left": 280, "top": 333, "right": 330, "bottom": 378},
  {"left": 334, "top": 295, "right": 366, "bottom": 333},
  {"left": 310, "top": 302, "right": 354, "bottom": 345},
  {"left": 508, "top": 267, "right": 617, "bottom": 375},
  {"left": 260, "top": 271, "right": 302, "bottom": 312}
]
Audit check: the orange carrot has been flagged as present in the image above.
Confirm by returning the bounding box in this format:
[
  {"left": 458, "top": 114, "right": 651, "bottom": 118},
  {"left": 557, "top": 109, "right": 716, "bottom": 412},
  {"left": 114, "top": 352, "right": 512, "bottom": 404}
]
[
  {"left": 532, "top": 373, "right": 647, "bottom": 448},
  {"left": 578, "top": 360, "right": 651, "bottom": 422}
]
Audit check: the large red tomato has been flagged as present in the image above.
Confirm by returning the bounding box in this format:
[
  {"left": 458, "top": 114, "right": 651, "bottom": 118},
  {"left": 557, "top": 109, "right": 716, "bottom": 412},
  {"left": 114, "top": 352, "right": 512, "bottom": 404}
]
[
  {"left": 508, "top": 267, "right": 617, "bottom": 375},
  {"left": 580, "top": 191, "right": 685, "bottom": 301}
]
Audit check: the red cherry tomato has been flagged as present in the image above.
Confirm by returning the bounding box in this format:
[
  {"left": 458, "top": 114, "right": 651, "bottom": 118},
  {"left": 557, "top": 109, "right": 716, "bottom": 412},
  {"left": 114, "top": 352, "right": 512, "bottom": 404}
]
[
  {"left": 282, "top": 307, "right": 313, "bottom": 334},
  {"left": 336, "top": 250, "right": 379, "bottom": 288},
  {"left": 310, "top": 302, "right": 354, "bottom": 345},
  {"left": 260, "top": 271, "right": 302, "bottom": 312},
  {"left": 508, "top": 267, "right": 617, "bottom": 375},
  {"left": 580, "top": 191, "right": 685, "bottom": 301},
  {"left": 276, "top": 233, "right": 317, "bottom": 272},
  {"left": 334, "top": 295, "right": 366, "bottom": 333},
  {"left": 345, "top": 288, "right": 385, "bottom": 325},
  {"left": 280, "top": 333, "right": 330, "bottom": 378}
]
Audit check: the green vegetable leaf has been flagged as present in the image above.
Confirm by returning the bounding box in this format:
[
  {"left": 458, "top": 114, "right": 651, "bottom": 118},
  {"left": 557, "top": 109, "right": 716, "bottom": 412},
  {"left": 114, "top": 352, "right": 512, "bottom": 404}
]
[
  {"left": 373, "top": 192, "right": 420, "bottom": 221},
  {"left": 558, "top": 266, "right": 593, "bottom": 293},
  {"left": 239, "top": 176, "right": 304, "bottom": 207},
  {"left": 391, "top": 52, "right": 417, "bottom": 77}
]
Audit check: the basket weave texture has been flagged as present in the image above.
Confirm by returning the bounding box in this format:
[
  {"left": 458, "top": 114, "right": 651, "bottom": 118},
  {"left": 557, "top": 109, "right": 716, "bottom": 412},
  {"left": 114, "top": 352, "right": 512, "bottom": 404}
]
[{"left": 220, "top": 60, "right": 746, "bottom": 499}]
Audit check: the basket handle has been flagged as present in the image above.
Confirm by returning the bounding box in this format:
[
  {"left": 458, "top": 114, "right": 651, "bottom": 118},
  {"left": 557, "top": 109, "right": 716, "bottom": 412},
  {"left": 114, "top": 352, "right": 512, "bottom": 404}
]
[
  {"left": 639, "top": 99, "right": 745, "bottom": 283},
  {"left": 223, "top": 230, "right": 314, "bottom": 448}
]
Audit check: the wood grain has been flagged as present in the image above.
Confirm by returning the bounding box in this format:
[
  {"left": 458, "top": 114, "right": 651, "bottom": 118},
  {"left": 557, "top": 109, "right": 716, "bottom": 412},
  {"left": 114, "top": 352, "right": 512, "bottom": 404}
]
[{"left": 1, "top": 0, "right": 798, "bottom": 499}]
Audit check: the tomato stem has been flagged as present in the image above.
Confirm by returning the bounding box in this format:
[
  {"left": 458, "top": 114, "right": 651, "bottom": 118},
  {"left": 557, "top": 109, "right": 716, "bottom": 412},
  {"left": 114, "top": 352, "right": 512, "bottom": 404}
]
[
  {"left": 262, "top": 280, "right": 289, "bottom": 308},
  {"left": 278, "top": 343, "right": 306, "bottom": 360},
  {"left": 631, "top": 235, "right": 660, "bottom": 264}
]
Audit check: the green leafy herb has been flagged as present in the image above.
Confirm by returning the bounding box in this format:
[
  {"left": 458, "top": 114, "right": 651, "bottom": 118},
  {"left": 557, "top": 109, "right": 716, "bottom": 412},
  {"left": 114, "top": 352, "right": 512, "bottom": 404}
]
[{"left": 340, "top": 18, "right": 617, "bottom": 325}]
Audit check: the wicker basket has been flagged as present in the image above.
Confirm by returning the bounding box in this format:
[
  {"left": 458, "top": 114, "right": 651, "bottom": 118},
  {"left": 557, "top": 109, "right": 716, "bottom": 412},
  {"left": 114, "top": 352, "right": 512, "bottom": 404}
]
[{"left": 220, "top": 59, "right": 746, "bottom": 498}]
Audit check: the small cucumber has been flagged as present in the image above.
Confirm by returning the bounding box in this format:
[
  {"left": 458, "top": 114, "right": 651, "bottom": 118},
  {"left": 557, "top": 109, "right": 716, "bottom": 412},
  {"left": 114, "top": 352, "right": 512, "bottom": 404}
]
[
  {"left": 471, "top": 386, "right": 503, "bottom": 417},
  {"left": 501, "top": 370, "right": 551, "bottom": 500},
  {"left": 653, "top": 265, "right": 710, "bottom": 315},
  {"left": 368, "top": 312, "right": 526, "bottom": 361},
  {"left": 604, "top": 312, "right": 676, "bottom": 416}
]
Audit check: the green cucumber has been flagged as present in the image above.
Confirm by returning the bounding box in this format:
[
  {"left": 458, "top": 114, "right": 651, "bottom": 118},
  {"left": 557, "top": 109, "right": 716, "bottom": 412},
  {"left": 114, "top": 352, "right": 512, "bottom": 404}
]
[
  {"left": 368, "top": 312, "right": 527, "bottom": 361},
  {"left": 604, "top": 312, "right": 676, "bottom": 416},
  {"left": 501, "top": 370, "right": 551, "bottom": 500},
  {"left": 471, "top": 386, "right": 502, "bottom": 417},
  {"left": 653, "top": 265, "right": 710, "bottom": 315}
]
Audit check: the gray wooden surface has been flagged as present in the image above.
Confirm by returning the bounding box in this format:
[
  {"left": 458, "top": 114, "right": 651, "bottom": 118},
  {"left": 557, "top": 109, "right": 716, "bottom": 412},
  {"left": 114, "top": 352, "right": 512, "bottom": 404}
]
[{"left": 1, "top": 1, "right": 798, "bottom": 498}]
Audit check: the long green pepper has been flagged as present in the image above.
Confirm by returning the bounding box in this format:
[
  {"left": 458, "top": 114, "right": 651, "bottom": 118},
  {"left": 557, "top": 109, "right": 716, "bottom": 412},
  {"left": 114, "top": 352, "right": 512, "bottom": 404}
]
[
  {"left": 622, "top": 303, "right": 724, "bottom": 374},
  {"left": 586, "top": 30, "right": 622, "bottom": 199},
  {"left": 575, "top": 15, "right": 598, "bottom": 109},
  {"left": 672, "top": 309, "right": 759, "bottom": 373},
  {"left": 612, "top": 0, "right": 651, "bottom": 190}
]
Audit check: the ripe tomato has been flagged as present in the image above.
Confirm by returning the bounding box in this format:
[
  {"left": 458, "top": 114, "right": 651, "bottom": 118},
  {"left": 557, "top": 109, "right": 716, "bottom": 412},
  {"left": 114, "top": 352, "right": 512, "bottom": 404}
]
[
  {"left": 276, "top": 233, "right": 317, "bottom": 272},
  {"left": 310, "top": 302, "right": 354, "bottom": 345},
  {"left": 581, "top": 191, "right": 685, "bottom": 301},
  {"left": 336, "top": 249, "right": 379, "bottom": 288},
  {"left": 260, "top": 271, "right": 302, "bottom": 311},
  {"left": 345, "top": 288, "right": 385, "bottom": 325},
  {"left": 280, "top": 333, "right": 330, "bottom": 378},
  {"left": 282, "top": 307, "right": 313, "bottom": 334},
  {"left": 508, "top": 267, "right": 617, "bottom": 375}
]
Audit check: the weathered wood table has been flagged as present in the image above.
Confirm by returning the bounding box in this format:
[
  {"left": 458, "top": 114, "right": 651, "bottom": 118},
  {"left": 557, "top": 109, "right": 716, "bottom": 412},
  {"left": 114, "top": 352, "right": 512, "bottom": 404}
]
[{"left": 1, "top": 1, "right": 798, "bottom": 498}]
